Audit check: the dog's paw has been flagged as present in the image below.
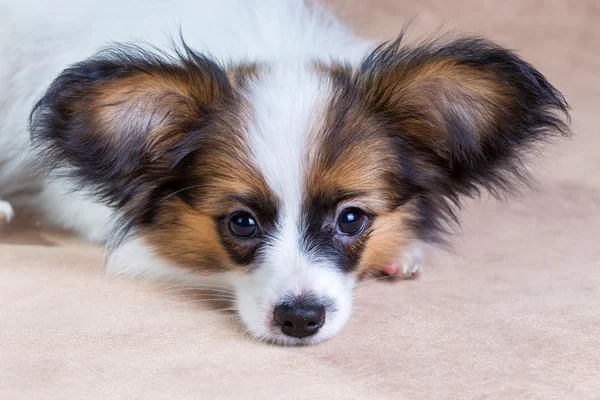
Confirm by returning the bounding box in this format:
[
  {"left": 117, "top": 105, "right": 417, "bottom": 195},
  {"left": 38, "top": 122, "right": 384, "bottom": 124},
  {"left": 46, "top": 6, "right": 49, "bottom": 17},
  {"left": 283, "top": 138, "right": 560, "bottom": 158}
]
[
  {"left": 0, "top": 200, "right": 14, "bottom": 224},
  {"left": 380, "top": 244, "right": 424, "bottom": 279}
]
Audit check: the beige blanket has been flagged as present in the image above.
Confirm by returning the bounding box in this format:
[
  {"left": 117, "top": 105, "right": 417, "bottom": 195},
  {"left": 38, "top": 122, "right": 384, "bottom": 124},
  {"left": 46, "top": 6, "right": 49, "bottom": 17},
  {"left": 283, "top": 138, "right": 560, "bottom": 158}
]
[{"left": 2, "top": 1, "right": 599, "bottom": 398}]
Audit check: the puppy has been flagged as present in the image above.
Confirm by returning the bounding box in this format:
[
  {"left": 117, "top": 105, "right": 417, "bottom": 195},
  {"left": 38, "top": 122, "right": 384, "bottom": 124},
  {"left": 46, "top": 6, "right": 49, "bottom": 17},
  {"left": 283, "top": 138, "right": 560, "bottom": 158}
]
[{"left": 0, "top": 0, "right": 569, "bottom": 344}]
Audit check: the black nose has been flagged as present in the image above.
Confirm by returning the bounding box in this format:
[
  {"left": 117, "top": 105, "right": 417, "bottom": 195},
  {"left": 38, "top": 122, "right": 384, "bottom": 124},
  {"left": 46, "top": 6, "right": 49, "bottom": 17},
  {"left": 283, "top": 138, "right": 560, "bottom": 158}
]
[{"left": 273, "top": 302, "right": 326, "bottom": 338}]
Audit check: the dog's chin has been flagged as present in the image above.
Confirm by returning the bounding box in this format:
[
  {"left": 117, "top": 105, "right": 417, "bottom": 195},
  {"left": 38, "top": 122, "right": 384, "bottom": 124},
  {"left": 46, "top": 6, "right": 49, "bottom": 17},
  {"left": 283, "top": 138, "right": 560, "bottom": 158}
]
[{"left": 255, "top": 332, "right": 332, "bottom": 347}]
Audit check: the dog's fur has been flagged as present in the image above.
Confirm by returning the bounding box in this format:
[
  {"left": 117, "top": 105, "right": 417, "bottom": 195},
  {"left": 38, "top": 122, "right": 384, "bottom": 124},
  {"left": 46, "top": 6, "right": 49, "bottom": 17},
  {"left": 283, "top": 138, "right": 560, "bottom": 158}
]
[{"left": 0, "top": 0, "right": 569, "bottom": 344}]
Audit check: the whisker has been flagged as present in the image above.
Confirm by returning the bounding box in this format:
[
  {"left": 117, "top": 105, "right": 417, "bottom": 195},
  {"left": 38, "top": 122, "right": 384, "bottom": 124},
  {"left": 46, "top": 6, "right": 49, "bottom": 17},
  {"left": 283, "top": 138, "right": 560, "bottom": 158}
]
[
  {"left": 173, "top": 298, "right": 238, "bottom": 305},
  {"left": 211, "top": 307, "right": 238, "bottom": 313},
  {"left": 160, "top": 293, "right": 235, "bottom": 300},
  {"left": 158, "top": 287, "right": 236, "bottom": 297},
  {"left": 155, "top": 284, "right": 236, "bottom": 298},
  {"left": 159, "top": 283, "right": 236, "bottom": 292},
  {"left": 354, "top": 274, "right": 396, "bottom": 288},
  {"left": 170, "top": 297, "right": 237, "bottom": 305},
  {"left": 157, "top": 183, "right": 229, "bottom": 203}
]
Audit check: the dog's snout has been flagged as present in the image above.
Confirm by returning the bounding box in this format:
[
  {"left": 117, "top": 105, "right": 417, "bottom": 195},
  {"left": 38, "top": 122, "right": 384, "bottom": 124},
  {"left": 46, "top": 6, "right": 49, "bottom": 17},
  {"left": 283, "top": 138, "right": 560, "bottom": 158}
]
[{"left": 273, "top": 302, "right": 326, "bottom": 338}]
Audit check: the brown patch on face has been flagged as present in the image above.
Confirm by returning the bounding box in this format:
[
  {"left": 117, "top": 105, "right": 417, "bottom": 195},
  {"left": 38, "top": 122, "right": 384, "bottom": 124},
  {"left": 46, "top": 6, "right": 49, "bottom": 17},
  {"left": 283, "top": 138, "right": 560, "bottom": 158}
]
[
  {"left": 136, "top": 89, "right": 279, "bottom": 272},
  {"left": 298, "top": 64, "right": 413, "bottom": 273},
  {"left": 142, "top": 202, "right": 235, "bottom": 272},
  {"left": 307, "top": 64, "right": 406, "bottom": 215}
]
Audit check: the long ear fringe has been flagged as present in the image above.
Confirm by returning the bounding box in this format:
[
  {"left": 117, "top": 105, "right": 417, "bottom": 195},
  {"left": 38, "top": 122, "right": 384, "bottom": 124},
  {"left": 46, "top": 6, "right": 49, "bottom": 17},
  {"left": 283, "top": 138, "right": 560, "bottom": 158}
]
[
  {"left": 28, "top": 36, "right": 230, "bottom": 197},
  {"left": 28, "top": 37, "right": 231, "bottom": 244},
  {"left": 357, "top": 27, "right": 571, "bottom": 245}
]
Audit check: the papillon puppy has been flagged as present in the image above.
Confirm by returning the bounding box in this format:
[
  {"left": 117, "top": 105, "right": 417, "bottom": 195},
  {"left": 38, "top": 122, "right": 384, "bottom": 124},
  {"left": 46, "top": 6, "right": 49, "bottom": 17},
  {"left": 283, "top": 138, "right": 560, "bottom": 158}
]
[{"left": 0, "top": 0, "right": 569, "bottom": 344}]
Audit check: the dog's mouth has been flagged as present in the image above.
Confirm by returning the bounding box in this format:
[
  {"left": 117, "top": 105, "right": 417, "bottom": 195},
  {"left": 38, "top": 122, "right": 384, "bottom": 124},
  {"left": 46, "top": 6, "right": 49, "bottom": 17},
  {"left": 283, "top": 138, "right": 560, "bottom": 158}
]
[{"left": 259, "top": 331, "right": 331, "bottom": 347}]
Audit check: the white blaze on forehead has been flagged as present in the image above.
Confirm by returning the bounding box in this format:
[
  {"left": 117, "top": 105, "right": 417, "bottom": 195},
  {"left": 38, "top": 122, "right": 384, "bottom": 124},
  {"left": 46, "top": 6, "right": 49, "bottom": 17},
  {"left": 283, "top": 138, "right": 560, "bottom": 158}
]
[
  {"left": 245, "top": 63, "right": 331, "bottom": 242},
  {"left": 229, "top": 66, "right": 355, "bottom": 344}
]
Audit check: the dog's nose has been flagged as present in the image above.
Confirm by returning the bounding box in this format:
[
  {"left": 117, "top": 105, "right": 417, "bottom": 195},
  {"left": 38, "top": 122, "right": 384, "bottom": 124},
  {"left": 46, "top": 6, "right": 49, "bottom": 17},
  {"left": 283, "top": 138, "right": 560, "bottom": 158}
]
[{"left": 273, "top": 302, "right": 326, "bottom": 338}]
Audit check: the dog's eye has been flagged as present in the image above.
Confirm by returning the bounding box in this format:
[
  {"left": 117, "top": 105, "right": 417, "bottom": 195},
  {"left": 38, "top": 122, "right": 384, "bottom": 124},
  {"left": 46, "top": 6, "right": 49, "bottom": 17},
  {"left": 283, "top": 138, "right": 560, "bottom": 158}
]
[
  {"left": 229, "top": 213, "right": 258, "bottom": 238},
  {"left": 337, "top": 208, "right": 366, "bottom": 236}
]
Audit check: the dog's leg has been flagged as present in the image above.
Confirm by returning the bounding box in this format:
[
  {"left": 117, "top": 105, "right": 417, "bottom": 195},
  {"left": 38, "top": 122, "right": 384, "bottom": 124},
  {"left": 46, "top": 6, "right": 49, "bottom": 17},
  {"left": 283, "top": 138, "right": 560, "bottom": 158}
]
[
  {"left": 379, "top": 244, "right": 424, "bottom": 279},
  {"left": 357, "top": 241, "right": 425, "bottom": 281},
  {"left": 26, "top": 179, "right": 113, "bottom": 243},
  {"left": 0, "top": 198, "right": 14, "bottom": 224}
]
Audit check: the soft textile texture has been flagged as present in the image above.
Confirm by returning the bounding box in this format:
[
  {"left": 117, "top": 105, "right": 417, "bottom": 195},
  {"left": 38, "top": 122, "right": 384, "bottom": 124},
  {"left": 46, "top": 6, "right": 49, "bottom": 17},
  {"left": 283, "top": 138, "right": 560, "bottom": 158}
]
[{"left": 1, "top": 1, "right": 599, "bottom": 398}]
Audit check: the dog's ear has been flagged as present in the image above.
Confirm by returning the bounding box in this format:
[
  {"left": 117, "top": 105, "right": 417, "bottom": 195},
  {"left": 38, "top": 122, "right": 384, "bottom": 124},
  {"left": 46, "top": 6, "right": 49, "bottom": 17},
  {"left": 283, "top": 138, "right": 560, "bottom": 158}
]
[
  {"left": 356, "top": 35, "right": 570, "bottom": 238},
  {"left": 30, "top": 44, "right": 232, "bottom": 213}
]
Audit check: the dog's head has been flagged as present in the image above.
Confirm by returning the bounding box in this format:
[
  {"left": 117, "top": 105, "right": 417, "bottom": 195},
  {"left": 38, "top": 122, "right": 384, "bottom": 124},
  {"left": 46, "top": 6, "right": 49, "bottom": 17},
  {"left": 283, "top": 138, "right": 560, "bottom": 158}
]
[{"left": 30, "top": 36, "right": 569, "bottom": 344}]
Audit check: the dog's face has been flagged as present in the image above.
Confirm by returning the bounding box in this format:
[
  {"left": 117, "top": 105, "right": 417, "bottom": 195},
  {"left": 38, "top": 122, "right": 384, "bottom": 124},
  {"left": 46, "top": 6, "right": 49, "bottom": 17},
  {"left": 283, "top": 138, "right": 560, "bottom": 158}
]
[{"left": 31, "top": 37, "right": 569, "bottom": 344}]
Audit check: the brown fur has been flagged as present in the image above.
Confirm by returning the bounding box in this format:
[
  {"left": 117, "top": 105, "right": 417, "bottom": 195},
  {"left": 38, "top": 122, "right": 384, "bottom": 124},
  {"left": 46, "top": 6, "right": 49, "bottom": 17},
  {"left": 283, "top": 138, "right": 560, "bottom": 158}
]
[
  {"left": 86, "top": 62, "right": 232, "bottom": 160},
  {"left": 357, "top": 58, "right": 516, "bottom": 157},
  {"left": 137, "top": 73, "right": 278, "bottom": 272},
  {"left": 308, "top": 64, "right": 403, "bottom": 214},
  {"left": 304, "top": 65, "right": 418, "bottom": 273},
  {"left": 30, "top": 36, "right": 569, "bottom": 278},
  {"left": 143, "top": 202, "right": 235, "bottom": 272},
  {"left": 307, "top": 32, "right": 569, "bottom": 276}
]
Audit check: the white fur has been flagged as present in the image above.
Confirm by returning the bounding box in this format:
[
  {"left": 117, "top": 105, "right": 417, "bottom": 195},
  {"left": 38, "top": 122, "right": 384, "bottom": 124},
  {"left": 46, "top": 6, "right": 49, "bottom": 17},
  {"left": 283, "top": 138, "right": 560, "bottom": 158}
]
[
  {"left": 107, "top": 237, "right": 217, "bottom": 282},
  {"left": 0, "top": 200, "right": 14, "bottom": 223},
  {"left": 237, "top": 65, "right": 356, "bottom": 344},
  {"left": 0, "top": 0, "right": 378, "bottom": 343}
]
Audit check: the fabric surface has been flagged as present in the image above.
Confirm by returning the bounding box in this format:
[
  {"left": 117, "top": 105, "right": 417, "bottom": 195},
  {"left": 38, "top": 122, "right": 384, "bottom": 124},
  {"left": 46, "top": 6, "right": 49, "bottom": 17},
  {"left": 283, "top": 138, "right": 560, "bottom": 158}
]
[{"left": 1, "top": 1, "right": 599, "bottom": 398}]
